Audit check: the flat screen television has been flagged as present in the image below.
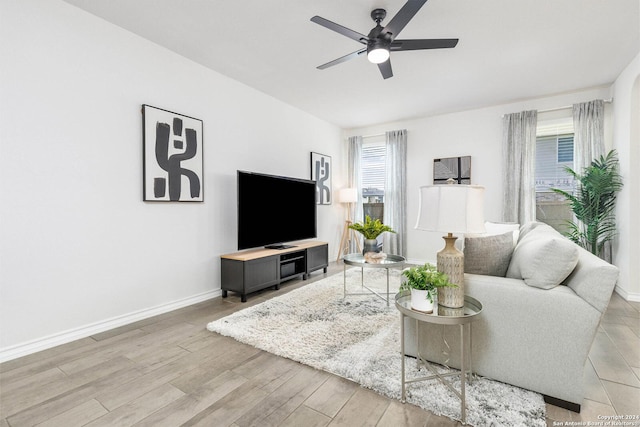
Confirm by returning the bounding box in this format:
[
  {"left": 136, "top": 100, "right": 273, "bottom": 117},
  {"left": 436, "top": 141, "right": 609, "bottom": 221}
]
[{"left": 237, "top": 170, "right": 317, "bottom": 250}]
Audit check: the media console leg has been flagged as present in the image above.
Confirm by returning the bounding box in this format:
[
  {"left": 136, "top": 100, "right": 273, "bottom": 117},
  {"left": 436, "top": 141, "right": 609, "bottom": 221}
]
[
  {"left": 274, "top": 284, "right": 280, "bottom": 290},
  {"left": 241, "top": 294, "right": 247, "bottom": 303},
  {"left": 221, "top": 290, "right": 228, "bottom": 298}
]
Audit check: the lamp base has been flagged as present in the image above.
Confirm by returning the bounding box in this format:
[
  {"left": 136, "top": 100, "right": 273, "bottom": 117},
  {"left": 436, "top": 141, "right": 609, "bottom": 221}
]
[{"left": 436, "top": 234, "right": 465, "bottom": 308}]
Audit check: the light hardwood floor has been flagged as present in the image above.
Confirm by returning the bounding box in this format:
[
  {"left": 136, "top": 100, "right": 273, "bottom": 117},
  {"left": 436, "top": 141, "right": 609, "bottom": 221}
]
[{"left": 1, "top": 263, "right": 638, "bottom": 426}]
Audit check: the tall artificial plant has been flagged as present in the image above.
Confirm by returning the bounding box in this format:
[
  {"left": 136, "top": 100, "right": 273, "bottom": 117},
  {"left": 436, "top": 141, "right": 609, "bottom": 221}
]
[{"left": 552, "top": 150, "right": 623, "bottom": 259}]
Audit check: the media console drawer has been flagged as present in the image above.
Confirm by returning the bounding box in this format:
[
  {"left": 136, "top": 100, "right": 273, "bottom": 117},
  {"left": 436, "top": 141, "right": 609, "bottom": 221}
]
[{"left": 220, "top": 241, "right": 328, "bottom": 302}]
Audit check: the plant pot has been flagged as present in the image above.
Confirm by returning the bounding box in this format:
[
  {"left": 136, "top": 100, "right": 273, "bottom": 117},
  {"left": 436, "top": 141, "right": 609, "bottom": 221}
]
[
  {"left": 363, "top": 238, "right": 380, "bottom": 254},
  {"left": 410, "top": 288, "right": 434, "bottom": 313}
]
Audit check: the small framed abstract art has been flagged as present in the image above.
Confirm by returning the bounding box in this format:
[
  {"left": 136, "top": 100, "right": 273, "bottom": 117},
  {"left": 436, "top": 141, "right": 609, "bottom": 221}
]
[
  {"left": 311, "top": 152, "right": 331, "bottom": 205},
  {"left": 434, "top": 156, "right": 471, "bottom": 185},
  {"left": 142, "top": 105, "right": 203, "bottom": 202}
]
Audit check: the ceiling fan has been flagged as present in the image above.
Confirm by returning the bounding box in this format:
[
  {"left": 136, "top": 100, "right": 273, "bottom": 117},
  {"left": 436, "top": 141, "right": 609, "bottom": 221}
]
[{"left": 311, "top": 0, "right": 458, "bottom": 79}]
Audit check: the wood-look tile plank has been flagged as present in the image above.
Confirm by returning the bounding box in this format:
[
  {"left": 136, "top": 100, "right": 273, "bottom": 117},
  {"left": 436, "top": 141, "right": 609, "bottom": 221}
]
[
  {"left": 180, "top": 382, "right": 270, "bottom": 427},
  {"left": 376, "top": 400, "right": 431, "bottom": 427},
  {"left": 86, "top": 383, "right": 185, "bottom": 427},
  {"left": 304, "top": 375, "right": 357, "bottom": 418},
  {"left": 2, "top": 356, "right": 138, "bottom": 418},
  {"left": 168, "top": 338, "right": 261, "bottom": 394},
  {"left": 0, "top": 366, "right": 67, "bottom": 395},
  {"left": 588, "top": 331, "right": 640, "bottom": 387},
  {"left": 95, "top": 339, "right": 230, "bottom": 410},
  {"left": 572, "top": 398, "right": 617, "bottom": 422},
  {"left": 232, "top": 352, "right": 303, "bottom": 394},
  {"left": 0, "top": 338, "right": 97, "bottom": 373},
  {"left": 134, "top": 370, "right": 249, "bottom": 426},
  {"left": 5, "top": 361, "right": 145, "bottom": 426},
  {"left": 34, "top": 399, "right": 108, "bottom": 427},
  {"left": 583, "top": 359, "right": 612, "bottom": 405},
  {"left": 232, "top": 364, "right": 329, "bottom": 427},
  {"left": 0, "top": 330, "right": 146, "bottom": 384},
  {"left": 279, "top": 405, "right": 331, "bottom": 427},
  {"left": 328, "top": 387, "right": 390, "bottom": 427},
  {"left": 601, "top": 322, "right": 640, "bottom": 368},
  {"left": 601, "top": 379, "right": 640, "bottom": 415}
]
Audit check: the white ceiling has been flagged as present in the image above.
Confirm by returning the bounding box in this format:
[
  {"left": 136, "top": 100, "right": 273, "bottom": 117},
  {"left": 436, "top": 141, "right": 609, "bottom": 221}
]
[{"left": 62, "top": 0, "right": 639, "bottom": 129}]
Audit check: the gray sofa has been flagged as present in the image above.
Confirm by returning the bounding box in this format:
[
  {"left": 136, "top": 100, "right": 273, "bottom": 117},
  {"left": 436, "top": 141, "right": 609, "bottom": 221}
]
[{"left": 404, "top": 221, "right": 619, "bottom": 412}]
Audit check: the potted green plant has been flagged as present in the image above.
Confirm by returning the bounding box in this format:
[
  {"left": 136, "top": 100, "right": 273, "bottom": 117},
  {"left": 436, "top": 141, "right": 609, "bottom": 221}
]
[
  {"left": 551, "top": 150, "right": 623, "bottom": 260},
  {"left": 348, "top": 215, "right": 396, "bottom": 254},
  {"left": 400, "top": 263, "right": 457, "bottom": 313}
]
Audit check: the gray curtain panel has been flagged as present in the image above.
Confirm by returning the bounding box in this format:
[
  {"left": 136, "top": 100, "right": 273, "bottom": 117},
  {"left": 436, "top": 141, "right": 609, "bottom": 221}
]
[
  {"left": 347, "top": 136, "right": 363, "bottom": 253},
  {"left": 573, "top": 99, "right": 609, "bottom": 261},
  {"left": 502, "top": 110, "right": 538, "bottom": 224},
  {"left": 383, "top": 130, "right": 407, "bottom": 256},
  {"left": 573, "top": 99, "right": 605, "bottom": 174}
]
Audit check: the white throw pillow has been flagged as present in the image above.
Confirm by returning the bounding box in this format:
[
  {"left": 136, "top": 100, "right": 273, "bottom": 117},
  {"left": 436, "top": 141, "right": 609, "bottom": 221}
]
[{"left": 506, "top": 233, "right": 579, "bottom": 289}]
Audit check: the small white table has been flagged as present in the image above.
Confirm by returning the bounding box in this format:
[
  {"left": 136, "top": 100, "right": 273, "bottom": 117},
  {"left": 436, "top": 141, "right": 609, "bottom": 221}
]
[
  {"left": 395, "top": 291, "right": 483, "bottom": 425},
  {"left": 342, "top": 253, "right": 405, "bottom": 306}
]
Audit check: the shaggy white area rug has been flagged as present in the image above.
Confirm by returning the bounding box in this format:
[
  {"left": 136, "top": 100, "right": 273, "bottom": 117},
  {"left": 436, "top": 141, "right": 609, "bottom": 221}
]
[{"left": 207, "top": 268, "right": 546, "bottom": 426}]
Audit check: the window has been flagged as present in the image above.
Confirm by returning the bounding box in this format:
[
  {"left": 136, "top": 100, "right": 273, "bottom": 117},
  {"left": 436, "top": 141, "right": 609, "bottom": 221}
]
[
  {"left": 535, "top": 120, "right": 574, "bottom": 232},
  {"left": 361, "top": 139, "right": 386, "bottom": 222}
]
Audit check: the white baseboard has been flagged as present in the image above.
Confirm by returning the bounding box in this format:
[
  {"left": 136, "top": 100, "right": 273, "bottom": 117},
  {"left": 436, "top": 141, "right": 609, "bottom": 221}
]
[
  {"left": 0, "top": 289, "right": 221, "bottom": 363},
  {"left": 614, "top": 285, "right": 640, "bottom": 302}
]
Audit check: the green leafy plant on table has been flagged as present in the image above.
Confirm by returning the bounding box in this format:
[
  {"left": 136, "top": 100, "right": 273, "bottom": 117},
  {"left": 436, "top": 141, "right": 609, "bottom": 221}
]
[
  {"left": 400, "top": 263, "right": 457, "bottom": 304},
  {"left": 348, "top": 215, "right": 396, "bottom": 239}
]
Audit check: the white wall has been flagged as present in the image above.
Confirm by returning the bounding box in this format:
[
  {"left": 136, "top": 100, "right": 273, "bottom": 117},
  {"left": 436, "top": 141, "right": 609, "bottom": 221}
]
[
  {"left": 345, "top": 87, "right": 612, "bottom": 265},
  {"left": 612, "top": 53, "right": 640, "bottom": 301},
  {"left": 0, "top": 0, "right": 343, "bottom": 360}
]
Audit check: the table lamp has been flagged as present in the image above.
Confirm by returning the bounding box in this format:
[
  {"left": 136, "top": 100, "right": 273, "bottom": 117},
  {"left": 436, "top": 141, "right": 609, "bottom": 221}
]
[
  {"left": 337, "top": 188, "right": 361, "bottom": 261},
  {"left": 415, "top": 183, "right": 485, "bottom": 308}
]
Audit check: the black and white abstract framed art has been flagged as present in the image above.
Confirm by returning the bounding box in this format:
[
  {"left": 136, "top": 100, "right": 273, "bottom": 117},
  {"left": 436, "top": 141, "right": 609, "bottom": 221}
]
[
  {"left": 434, "top": 156, "right": 471, "bottom": 185},
  {"left": 142, "top": 105, "right": 203, "bottom": 202},
  {"left": 311, "top": 152, "right": 331, "bottom": 205}
]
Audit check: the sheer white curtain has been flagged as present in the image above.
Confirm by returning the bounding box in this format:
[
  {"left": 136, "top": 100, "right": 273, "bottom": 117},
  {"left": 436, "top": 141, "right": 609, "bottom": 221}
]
[
  {"left": 347, "top": 136, "right": 363, "bottom": 253},
  {"left": 573, "top": 99, "right": 605, "bottom": 173},
  {"left": 502, "top": 110, "right": 538, "bottom": 224},
  {"left": 383, "top": 130, "right": 407, "bottom": 256}
]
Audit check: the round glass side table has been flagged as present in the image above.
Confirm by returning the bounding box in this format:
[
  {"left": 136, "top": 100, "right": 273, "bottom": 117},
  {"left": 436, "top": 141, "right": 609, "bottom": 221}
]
[{"left": 342, "top": 253, "right": 406, "bottom": 306}]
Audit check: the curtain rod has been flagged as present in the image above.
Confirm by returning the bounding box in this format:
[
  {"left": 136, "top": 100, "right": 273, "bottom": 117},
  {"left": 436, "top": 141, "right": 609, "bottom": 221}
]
[
  {"left": 537, "top": 98, "right": 613, "bottom": 114},
  {"left": 362, "top": 132, "right": 385, "bottom": 139}
]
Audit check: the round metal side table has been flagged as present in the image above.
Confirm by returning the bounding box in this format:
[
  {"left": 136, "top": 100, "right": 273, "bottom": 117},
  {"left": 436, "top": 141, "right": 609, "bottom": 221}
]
[{"left": 395, "top": 291, "right": 483, "bottom": 424}]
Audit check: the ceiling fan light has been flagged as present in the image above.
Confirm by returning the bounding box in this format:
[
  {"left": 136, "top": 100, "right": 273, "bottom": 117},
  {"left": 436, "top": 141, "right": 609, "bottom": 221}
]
[{"left": 367, "top": 47, "right": 389, "bottom": 64}]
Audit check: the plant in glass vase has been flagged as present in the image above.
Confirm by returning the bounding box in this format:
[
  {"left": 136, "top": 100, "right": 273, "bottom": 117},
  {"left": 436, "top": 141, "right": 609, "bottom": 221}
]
[{"left": 400, "top": 263, "right": 457, "bottom": 313}]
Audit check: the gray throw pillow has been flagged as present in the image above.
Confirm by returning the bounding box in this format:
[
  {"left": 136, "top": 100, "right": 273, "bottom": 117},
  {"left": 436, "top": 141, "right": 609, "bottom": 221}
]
[
  {"left": 464, "top": 231, "right": 514, "bottom": 277},
  {"left": 506, "top": 234, "right": 579, "bottom": 289}
]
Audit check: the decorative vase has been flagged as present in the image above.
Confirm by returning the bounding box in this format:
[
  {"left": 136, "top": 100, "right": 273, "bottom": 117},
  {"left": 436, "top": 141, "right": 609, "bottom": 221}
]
[
  {"left": 362, "top": 238, "right": 380, "bottom": 254},
  {"left": 410, "top": 288, "right": 434, "bottom": 313},
  {"left": 437, "top": 234, "right": 465, "bottom": 308}
]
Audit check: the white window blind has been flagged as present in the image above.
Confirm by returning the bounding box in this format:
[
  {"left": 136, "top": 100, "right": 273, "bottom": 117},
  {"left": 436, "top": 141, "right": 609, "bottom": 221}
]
[
  {"left": 535, "top": 119, "right": 574, "bottom": 193},
  {"left": 361, "top": 141, "right": 386, "bottom": 193}
]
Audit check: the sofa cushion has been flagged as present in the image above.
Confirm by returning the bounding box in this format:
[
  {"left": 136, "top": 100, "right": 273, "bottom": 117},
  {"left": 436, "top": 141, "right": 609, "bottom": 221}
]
[
  {"left": 506, "top": 231, "right": 579, "bottom": 289},
  {"left": 464, "top": 231, "right": 514, "bottom": 277}
]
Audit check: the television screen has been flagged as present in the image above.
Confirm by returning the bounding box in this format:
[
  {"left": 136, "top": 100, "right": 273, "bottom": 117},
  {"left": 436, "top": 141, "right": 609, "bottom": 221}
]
[{"left": 237, "top": 170, "right": 317, "bottom": 250}]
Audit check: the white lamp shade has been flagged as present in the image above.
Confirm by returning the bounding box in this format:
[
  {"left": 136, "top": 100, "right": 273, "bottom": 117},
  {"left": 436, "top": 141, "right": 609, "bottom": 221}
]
[
  {"left": 338, "top": 188, "right": 358, "bottom": 203},
  {"left": 415, "top": 185, "right": 486, "bottom": 234}
]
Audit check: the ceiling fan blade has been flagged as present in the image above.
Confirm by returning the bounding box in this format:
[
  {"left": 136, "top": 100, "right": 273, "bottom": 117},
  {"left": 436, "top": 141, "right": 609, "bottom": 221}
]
[
  {"left": 382, "top": 0, "right": 428, "bottom": 40},
  {"left": 391, "top": 38, "right": 458, "bottom": 51},
  {"left": 311, "top": 16, "right": 369, "bottom": 44},
  {"left": 378, "top": 60, "right": 393, "bottom": 79},
  {"left": 317, "top": 48, "right": 367, "bottom": 70}
]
